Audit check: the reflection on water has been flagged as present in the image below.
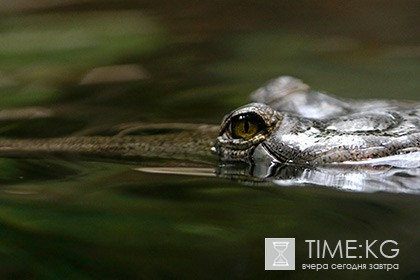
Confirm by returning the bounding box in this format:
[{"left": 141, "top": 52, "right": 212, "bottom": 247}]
[
  {"left": 137, "top": 151, "right": 420, "bottom": 194},
  {"left": 218, "top": 158, "right": 420, "bottom": 194},
  {"left": 2, "top": 156, "right": 420, "bottom": 279}
]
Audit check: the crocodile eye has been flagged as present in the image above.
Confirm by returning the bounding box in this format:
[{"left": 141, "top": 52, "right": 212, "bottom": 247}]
[{"left": 229, "top": 113, "right": 266, "bottom": 139}]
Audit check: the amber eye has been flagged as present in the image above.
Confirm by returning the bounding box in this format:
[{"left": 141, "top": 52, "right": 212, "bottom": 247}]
[{"left": 229, "top": 113, "right": 266, "bottom": 139}]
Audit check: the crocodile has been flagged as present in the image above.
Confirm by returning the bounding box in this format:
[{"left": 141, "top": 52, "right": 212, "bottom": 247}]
[
  {"left": 1, "top": 76, "right": 419, "bottom": 193},
  {"left": 0, "top": 76, "right": 419, "bottom": 167}
]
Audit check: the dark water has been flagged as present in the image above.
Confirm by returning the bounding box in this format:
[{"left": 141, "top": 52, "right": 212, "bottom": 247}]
[{"left": 0, "top": 1, "right": 419, "bottom": 279}]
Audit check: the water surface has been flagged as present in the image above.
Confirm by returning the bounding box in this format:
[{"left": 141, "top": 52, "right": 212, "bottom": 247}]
[{"left": 0, "top": 1, "right": 419, "bottom": 279}]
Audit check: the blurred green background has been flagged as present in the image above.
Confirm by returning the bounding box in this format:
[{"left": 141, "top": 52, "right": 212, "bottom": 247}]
[{"left": 0, "top": 1, "right": 419, "bottom": 279}]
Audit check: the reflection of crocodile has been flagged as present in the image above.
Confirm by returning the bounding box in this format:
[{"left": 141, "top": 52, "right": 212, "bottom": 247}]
[
  {"left": 214, "top": 157, "right": 420, "bottom": 194},
  {"left": 215, "top": 76, "right": 420, "bottom": 165}
]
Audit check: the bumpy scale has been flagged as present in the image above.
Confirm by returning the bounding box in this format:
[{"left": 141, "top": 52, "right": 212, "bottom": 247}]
[{"left": 216, "top": 76, "right": 420, "bottom": 164}]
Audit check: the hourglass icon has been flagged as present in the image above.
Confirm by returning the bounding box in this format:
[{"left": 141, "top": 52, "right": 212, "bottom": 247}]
[{"left": 272, "top": 241, "right": 289, "bottom": 266}]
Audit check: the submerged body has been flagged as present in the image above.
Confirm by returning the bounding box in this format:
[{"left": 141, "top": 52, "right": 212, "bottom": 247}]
[{"left": 216, "top": 76, "right": 420, "bottom": 165}]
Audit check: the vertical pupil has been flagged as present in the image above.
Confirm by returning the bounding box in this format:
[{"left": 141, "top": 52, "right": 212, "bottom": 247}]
[
  {"left": 244, "top": 120, "right": 249, "bottom": 133},
  {"left": 228, "top": 113, "right": 266, "bottom": 139}
]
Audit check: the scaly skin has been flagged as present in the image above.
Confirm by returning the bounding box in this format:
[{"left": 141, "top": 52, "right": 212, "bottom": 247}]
[
  {"left": 0, "top": 125, "right": 219, "bottom": 163},
  {"left": 216, "top": 76, "right": 420, "bottom": 164}
]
